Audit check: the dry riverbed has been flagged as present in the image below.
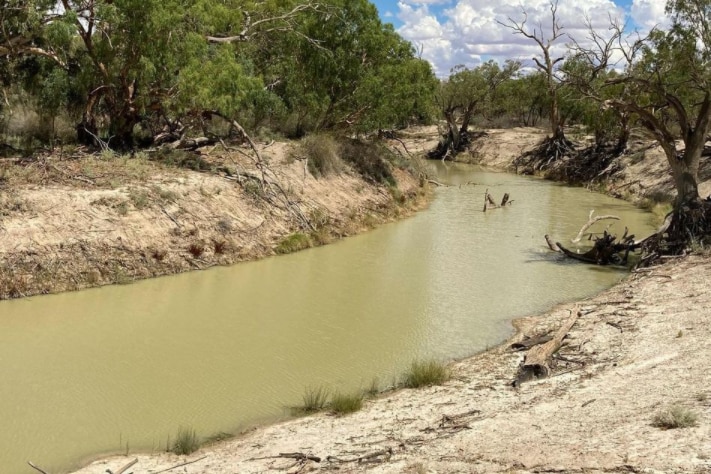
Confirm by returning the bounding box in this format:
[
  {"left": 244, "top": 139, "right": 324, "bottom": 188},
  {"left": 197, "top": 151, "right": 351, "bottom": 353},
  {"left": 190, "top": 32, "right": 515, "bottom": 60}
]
[{"left": 13, "top": 127, "right": 711, "bottom": 474}]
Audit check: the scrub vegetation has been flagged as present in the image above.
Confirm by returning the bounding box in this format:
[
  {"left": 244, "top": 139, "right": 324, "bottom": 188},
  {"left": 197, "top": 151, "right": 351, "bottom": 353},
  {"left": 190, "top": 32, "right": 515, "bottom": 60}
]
[
  {"left": 170, "top": 427, "right": 200, "bottom": 455},
  {"left": 402, "top": 360, "right": 450, "bottom": 388}
]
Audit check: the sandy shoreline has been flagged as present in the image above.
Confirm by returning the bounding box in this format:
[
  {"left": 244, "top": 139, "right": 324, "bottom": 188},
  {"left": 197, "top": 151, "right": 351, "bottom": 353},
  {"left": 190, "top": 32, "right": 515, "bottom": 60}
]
[{"left": 66, "top": 128, "right": 711, "bottom": 474}]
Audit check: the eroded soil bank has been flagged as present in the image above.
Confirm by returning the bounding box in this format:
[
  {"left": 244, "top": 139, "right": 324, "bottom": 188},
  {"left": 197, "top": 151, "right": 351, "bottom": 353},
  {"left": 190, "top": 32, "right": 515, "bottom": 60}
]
[
  {"left": 31, "top": 128, "right": 711, "bottom": 473},
  {"left": 0, "top": 140, "right": 426, "bottom": 299}
]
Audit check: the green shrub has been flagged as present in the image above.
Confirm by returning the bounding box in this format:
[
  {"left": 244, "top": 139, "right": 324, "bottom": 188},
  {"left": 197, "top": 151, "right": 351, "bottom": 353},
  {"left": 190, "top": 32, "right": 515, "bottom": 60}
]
[
  {"left": 275, "top": 233, "right": 312, "bottom": 254},
  {"left": 652, "top": 405, "right": 698, "bottom": 429},
  {"left": 402, "top": 360, "right": 449, "bottom": 388},
  {"left": 340, "top": 139, "right": 395, "bottom": 186},
  {"left": 330, "top": 392, "right": 363, "bottom": 415},
  {"left": 171, "top": 427, "right": 200, "bottom": 455}
]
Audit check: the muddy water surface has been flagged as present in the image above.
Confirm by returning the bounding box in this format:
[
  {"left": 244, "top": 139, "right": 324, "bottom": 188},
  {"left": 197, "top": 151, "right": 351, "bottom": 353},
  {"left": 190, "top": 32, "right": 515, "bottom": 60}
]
[{"left": 0, "top": 164, "right": 656, "bottom": 473}]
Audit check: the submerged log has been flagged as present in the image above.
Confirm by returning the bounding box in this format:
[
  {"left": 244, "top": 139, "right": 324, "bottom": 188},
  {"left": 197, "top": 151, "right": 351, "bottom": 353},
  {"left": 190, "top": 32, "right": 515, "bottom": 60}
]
[
  {"left": 516, "top": 307, "right": 581, "bottom": 384},
  {"left": 556, "top": 230, "right": 637, "bottom": 265}
]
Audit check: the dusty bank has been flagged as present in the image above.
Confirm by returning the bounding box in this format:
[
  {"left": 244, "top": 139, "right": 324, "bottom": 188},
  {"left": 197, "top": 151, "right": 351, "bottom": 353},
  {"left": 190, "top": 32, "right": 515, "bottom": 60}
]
[
  {"left": 68, "top": 128, "right": 711, "bottom": 474},
  {"left": 0, "top": 139, "right": 427, "bottom": 299}
]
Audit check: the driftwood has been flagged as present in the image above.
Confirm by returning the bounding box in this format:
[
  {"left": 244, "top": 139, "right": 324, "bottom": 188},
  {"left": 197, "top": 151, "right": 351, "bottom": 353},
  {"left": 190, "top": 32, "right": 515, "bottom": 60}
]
[
  {"left": 326, "top": 447, "right": 393, "bottom": 464},
  {"left": 153, "top": 456, "right": 208, "bottom": 474},
  {"left": 544, "top": 234, "right": 561, "bottom": 252},
  {"left": 106, "top": 458, "right": 138, "bottom": 474},
  {"left": 572, "top": 210, "right": 620, "bottom": 243},
  {"left": 483, "top": 190, "right": 513, "bottom": 212},
  {"left": 556, "top": 230, "right": 636, "bottom": 265},
  {"left": 516, "top": 307, "right": 581, "bottom": 384},
  {"left": 510, "top": 333, "right": 554, "bottom": 352}
]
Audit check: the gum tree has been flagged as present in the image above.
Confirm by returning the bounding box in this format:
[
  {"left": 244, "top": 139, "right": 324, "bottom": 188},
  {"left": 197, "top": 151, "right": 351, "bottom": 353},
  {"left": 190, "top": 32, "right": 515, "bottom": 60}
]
[
  {"left": 571, "top": 0, "right": 711, "bottom": 250},
  {"left": 499, "top": 0, "right": 573, "bottom": 158},
  {"left": 430, "top": 60, "right": 520, "bottom": 160}
]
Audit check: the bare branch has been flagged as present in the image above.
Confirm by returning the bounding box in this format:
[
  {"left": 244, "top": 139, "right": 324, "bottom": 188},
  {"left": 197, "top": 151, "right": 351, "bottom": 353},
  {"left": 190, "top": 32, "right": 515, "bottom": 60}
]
[{"left": 207, "top": 3, "right": 325, "bottom": 44}]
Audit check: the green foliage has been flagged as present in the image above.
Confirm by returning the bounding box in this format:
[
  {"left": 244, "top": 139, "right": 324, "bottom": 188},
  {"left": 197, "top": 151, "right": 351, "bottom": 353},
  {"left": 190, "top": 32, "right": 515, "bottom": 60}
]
[
  {"left": 330, "top": 391, "right": 363, "bottom": 415},
  {"left": 402, "top": 360, "right": 449, "bottom": 388},
  {"left": 275, "top": 233, "right": 312, "bottom": 254},
  {"left": 340, "top": 139, "right": 395, "bottom": 185},
  {"left": 3, "top": 0, "right": 437, "bottom": 147},
  {"left": 652, "top": 405, "right": 698, "bottom": 429},
  {"left": 170, "top": 427, "right": 200, "bottom": 455}
]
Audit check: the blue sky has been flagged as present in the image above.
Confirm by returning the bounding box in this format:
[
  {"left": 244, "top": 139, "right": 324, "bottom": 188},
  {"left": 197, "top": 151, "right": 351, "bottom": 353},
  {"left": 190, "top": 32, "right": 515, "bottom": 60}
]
[{"left": 370, "top": 0, "right": 666, "bottom": 76}]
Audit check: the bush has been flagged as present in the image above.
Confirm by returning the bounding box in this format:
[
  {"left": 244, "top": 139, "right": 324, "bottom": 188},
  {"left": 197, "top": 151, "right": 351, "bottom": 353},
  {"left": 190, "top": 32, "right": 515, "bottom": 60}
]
[
  {"left": 296, "top": 134, "right": 343, "bottom": 178},
  {"left": 171, "top": 427, "right": 200, "bottom": 455},
  {"left": 652, "top": 405, "right": 698, "bottom": 429},
  {"left": 402, "top": 360, "right": 449, "bottom": 388},
  {"left": 340, "top": 139, "right": 395, "bottom": 186},
  {"left": 330, "top": 392, "right": 363, "bottom": 415},
  {"left": 275, "top": 233, "right": 312, "bottom": 254}
]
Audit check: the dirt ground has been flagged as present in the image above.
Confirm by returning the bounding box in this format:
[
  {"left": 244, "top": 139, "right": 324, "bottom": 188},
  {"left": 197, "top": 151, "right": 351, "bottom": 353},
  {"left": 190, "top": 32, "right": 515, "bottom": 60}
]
[
  {"left": 0, "top": 140, "right": 426, "bottom": 299},
  {"left": 67, "top": 127, "right": 711, "bottom": 474}
]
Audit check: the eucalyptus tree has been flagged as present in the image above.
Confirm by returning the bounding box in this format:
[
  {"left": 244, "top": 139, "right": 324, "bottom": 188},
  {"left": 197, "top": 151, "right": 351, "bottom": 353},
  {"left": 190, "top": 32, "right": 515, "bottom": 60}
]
[
  {"left": 430, "top": 59, "right": 520, "bottom": 159},
  {"left": 571, "top": 2, "right": 711, "bottom": 207},
  {"left": 499, "top": 0, "right": 571, "bottom": 155},
  {"left": 261, "top": 0, "right": 436, "bottom": 135},
  {"left": 494, "top": 72, "right": 548, "bottom": 127},
  {"left": 569, "top": 0, "right": 711, "bottom": 250},
  {"left": 0, "top": 0, "right": 69, "bottom": 66}
]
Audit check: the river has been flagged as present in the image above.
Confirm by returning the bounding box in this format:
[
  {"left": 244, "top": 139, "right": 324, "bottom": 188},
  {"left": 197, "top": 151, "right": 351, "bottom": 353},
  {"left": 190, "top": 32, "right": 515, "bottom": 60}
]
[{"left": 0, "top": 163, "right": 655, "bottom": 474}]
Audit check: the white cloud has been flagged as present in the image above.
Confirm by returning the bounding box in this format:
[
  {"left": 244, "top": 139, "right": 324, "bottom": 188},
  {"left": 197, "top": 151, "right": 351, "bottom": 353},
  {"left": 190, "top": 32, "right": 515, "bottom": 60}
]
[
  {"left": 396, "top": 0, "right": 636, "bottom": 77},
  {"left": 630, "top": 0, "right": 669, "bottom": 31}
]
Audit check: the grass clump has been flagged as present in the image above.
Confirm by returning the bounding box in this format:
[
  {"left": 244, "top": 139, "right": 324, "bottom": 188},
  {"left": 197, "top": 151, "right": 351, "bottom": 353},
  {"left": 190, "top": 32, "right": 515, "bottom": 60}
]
[
  {"left": 275, "top": 232, "right": 312, "bottom": 254},
  {"left": 330, "top": 391, "right": 364, "bottom": 415},
  {"left": 652, "top": 405, "right": 698, "bottom": 429},
  {"left": 170, "top": 427, "right": 200, "bottom": 455},
  {"left": 402, "top": 360, "right": 449, "bottom": 388},
  {"left": 297, "top": 134, "right": 343, "bottom": 178},
  {"left": 292, "top": 386, "right": 329, "bottom": 415}
]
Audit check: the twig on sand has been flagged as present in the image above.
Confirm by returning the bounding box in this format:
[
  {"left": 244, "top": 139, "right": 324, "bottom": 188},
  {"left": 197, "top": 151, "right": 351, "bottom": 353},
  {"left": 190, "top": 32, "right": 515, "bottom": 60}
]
[
  {"left": 106, "top": 458, "right": 138, "bottom": 474},
  {"left": 153, "top": 455, "right": 208, "bottom": 474}
]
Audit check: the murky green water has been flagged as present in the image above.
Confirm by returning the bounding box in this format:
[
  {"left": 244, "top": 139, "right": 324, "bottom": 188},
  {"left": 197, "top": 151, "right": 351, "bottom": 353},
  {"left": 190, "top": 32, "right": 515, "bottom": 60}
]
[{"left": 0, "top": 164, "right": 655, "bottom": 473}]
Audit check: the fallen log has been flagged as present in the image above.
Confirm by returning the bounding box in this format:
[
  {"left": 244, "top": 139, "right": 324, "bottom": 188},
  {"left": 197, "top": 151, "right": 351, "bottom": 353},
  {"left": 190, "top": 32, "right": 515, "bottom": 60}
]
[
  {"left": 557, "top": 230, "right": 636, "bottom": 265},
  {"left": 516, "top": 307, "right": 580, "bottom": 384},
  {"left": 510, "top": 333, "right": 554, "bottom": 352}
]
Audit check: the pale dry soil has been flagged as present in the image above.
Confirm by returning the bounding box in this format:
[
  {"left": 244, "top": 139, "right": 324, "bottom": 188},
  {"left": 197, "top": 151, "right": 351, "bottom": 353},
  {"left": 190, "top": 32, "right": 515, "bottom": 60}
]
[
  {"left": 71, "top": 128, "right": 711, "bottom": 474},
  {"left": 0, "top": 141, "right": 425, "bottom": 298}
]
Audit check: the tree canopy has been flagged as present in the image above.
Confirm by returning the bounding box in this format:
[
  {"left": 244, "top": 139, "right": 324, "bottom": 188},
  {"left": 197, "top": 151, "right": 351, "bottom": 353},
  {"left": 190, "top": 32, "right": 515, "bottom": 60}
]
[{"left": 0, "top": 0, "right": 437, "bottom": 148}]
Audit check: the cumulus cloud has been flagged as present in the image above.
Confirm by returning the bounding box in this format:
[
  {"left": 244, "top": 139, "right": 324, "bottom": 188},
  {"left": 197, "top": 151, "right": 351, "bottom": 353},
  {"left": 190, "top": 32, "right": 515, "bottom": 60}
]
[
  {"left": 630, "top": 0, "right": 669, "bottom": 31},
  {"left": 395, "top": 0, "right": 633, "bottom": 76}
]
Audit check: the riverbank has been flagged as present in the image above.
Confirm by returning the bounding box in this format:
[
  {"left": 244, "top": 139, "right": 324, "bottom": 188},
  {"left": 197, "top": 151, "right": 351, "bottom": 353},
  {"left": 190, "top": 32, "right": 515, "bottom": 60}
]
[
  {"left": 0, "top": 139, "right": 427, "bottom": 299},
  {"left": 68, "top": 127, "right": 711, "bottom": 474}
]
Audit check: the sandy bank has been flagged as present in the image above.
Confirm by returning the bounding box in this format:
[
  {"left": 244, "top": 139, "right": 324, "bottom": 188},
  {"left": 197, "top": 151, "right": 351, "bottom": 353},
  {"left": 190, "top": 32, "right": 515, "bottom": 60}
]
[{"left": 0, "top": 140, "right": 426, "bottom": 299}]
